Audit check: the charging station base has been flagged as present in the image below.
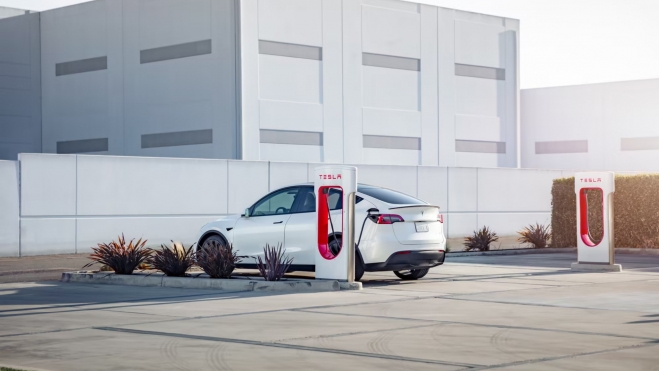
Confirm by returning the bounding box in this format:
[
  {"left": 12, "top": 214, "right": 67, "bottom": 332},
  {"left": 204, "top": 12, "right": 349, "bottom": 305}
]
[{"left": 571, "top": 263, "right": 622, "bottom": 272}]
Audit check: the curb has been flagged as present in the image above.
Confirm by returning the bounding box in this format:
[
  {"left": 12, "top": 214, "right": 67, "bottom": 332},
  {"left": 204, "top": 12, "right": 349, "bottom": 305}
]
[
  {"left": 61, "top": 271, "right": 362, "bottom": 292},
  {"left": 447, "top": 247, "right": 659, "bottom": 257}
]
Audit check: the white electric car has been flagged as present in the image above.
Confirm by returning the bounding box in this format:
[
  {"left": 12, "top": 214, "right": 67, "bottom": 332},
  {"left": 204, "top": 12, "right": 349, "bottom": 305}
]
[{"left": 196, "top": 184, "right": 446, "bottom": 281}]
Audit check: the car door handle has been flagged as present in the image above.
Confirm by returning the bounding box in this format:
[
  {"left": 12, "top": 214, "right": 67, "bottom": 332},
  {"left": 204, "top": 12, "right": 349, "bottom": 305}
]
[{"left": 273, "top": 221, "right": 283, "bottom": 224}]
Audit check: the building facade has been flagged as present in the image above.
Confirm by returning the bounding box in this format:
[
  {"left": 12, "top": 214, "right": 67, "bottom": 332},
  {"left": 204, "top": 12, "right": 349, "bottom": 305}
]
[
  {"left": 522, "top": 78, "right": 659, "bottom": 172},
  {"left": 0, "top": 0, "right": 520, "bottom": 168}
]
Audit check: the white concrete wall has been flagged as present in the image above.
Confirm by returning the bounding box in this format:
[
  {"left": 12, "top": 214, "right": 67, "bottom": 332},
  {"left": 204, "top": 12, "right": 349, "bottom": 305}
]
[
  {"left": 522, "top": 78, "right": 659, "bottom": 171},
  {"left": 16, "top": 154, "right": 559, "bottom": 256},
  {"left": 0, "top": 160, "right": 19, "bottom": 257},
  {"left": 0, "top": 6, "right": 27, "bottom": 20}
]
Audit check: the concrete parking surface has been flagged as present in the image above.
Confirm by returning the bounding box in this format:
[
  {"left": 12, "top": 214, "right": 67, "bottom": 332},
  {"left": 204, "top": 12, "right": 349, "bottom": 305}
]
[{"left": 1, "top": 253, "right": 659, "bottom": 370}]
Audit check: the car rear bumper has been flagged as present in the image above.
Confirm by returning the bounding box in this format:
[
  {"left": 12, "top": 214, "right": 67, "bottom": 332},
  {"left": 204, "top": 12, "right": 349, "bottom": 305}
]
[{"left": 364, "top": 250, "right": 445, "bottom": 272}]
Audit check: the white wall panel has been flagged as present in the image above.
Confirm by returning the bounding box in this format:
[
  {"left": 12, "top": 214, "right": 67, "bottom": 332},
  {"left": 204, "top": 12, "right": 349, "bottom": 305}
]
[
  {"left": 455, "top": 76, "right": 505, "bottom": 118},
  {"left": 342, "top": 0, "right": 364, "bottom": 164},
  {"left": 258, "top": 55, "right": 322, "bottom": 104},
  {"left": 20, "top": 218, "right": 76, "bottom": 256},
  {"left": 354, "top": 164, "right": 417, "bottom": 197},
  {"left": 76, "top": 155, "right": 228, "bottom": 216},
  {"left": 455, "top": 114, "right": 502, "bottom": 142},
  {"left": 20, "top": 154, "right": 77, "bottom": 216},
  {"left": 447, "top": 167, "right": 477, "bottom": 211},
  {"left": 361, "top": 148, "right": 420, "bottom": 166},
  {"left": 260, "top": 144, "right": 323, "bottom": 163},
  {"left": 454, "top": 20, "right": 505, "bottom": 68},
  {"left": 417, "top": 165, "right": 447, "bottom": 210},
  {"left": 260, "top": 100, "right": 323, "bottom": 132},
  {"left": 362, "top": 108, "right": 421, "bottom": 137},
  {"left": 258, "top": 0, "right": 322, "bottom": 47},
  {"left": 363, "top": 66, "right": 419, "bottom": 111},
  {"left": 228, "top": 161, "right": 269, "bottom": 213},
  {"left": 269, "top": 162, "right": 309, "bottom": 191},
  {"left": 455, "top": 152, "right": 504, "bottom": 168},
  {"left": 478, "top": 212, "right": 551, "bottom": 237},
  {"left": 419, "top": 5, "right": 438, "bottom": 166},
  {"left": 321, "top": 0, "right": 344, "bottom": 163},
  {"left": 437, "top": 7, "right": 456, "bottom": 167},
  {"left": 76, "top": 216, "right": 222, "bottom": 252},
  {"left": 446, "top": 213, "right": 477, "bottom": 239},
  {"left": 361, "top": 5, "right": 420, "bottom": 59},
  {"left": 477, "top": 168, "right": 558, "bottom": 212},
  {"left": 0, "top": 161, "right": 19, "bottom": 256}
]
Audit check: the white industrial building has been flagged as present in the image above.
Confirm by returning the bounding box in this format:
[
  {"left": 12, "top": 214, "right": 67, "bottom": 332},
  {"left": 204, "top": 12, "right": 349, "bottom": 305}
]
[{"left": 0, "top": 0, "right": 520, "bottom": 168}]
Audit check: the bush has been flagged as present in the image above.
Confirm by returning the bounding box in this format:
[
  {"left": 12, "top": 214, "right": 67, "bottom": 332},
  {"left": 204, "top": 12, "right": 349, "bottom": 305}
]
[
  {"left": 196, "top": 239, "right": 241, "bottom": 278},
  {"left": 84, "top": 234, "right": 151, "bottom": 275},
  {"left": 464, "top": 227, "right": 498, "bottom": 251},
  {"left": 518, "top": 223, "right": 551, "bottom": 248},
  {"left": 150, "top": 242, "right": 195, "bottom": 277},
  {"left": 552, "top": 175, "right": 659, "bottom": 248},
  {"left": 255, "top": 243, "right": 293, "bottom": 281}
]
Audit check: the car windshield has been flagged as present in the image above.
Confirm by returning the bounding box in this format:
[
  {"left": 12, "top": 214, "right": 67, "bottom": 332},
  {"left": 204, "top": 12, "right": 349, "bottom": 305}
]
[{"left": 358, "top": 185, "right": 426, "bottom": 205}]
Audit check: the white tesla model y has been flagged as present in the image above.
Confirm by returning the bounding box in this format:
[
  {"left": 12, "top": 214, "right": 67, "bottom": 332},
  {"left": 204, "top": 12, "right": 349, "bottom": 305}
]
[{"left": 196, "top": 184, "right": 446, "bottom": 281}]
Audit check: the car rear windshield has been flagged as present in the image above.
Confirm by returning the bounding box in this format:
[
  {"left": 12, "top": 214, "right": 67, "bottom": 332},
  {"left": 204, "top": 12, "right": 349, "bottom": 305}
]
[{"left": 358, "top": 186, "right": 426, "bottom": 205}]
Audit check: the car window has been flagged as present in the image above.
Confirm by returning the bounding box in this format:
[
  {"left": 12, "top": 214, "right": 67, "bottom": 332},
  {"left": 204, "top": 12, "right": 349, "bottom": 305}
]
[
  {"left": 296, "top": 187, "right": 363, "bottom": 213},
  {"left": 251, "top": 188, "right": 300, "bottom": 216},
  {"left": 357, "top": 185, "right": 425, "bottom": 205}
]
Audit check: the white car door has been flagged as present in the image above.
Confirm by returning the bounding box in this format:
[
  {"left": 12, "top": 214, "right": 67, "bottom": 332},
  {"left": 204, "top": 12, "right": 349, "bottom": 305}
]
[{"left": 232, "top": 187, "right": 301, "bottom": 262}]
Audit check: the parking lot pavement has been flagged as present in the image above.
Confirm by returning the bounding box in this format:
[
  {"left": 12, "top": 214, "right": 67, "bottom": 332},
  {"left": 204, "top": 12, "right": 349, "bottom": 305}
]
[{"left": 1, "top": 253, "right": 659, "bottom": 371}]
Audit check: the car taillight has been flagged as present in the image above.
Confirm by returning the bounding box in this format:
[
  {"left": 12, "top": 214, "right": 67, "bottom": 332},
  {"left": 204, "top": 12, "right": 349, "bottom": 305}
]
[
  {"left": 438, "top": 214, "right": 444, "bottom": 223},
  {"left": 377, "top": 214, "right": 405, "bottom": 224}
]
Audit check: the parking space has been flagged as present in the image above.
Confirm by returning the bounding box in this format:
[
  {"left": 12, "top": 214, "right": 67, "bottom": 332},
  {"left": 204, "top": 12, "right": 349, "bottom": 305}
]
[{"left": 1, "top": 253, "right": 659, "bottom": 370}]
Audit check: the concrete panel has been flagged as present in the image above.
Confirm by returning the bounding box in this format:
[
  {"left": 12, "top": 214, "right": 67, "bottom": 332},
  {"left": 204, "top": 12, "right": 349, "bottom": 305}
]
[
  {"left": 419, "top": 4, "right": 439, "bottom": 166},
  {"left": 259, "top": 100, "right": 323, "bottom": 132},
  {"left": 20, "top": 218, "right": 76, "bottom": 256},
  {"left": 269, "top": 162, "right": 308, "bottom": 191},
  {"left": 76, "top": 216, "right": 223, "bottom": 253},
  {"left": 446, "top": 213, "right": 477, "bottom": 239},
  {"left": 260, "top": 143, "right": 323, "bottom": 163},
  {"left": 257, "top": 0, "right": 322, "bottom": 47},
  {"left": 363, "top": 66, "right": 419, "bottom": 111},
  {"left": 138, "top": 0, "right": 212, "bottom": 50},
  {"left": 454, "top": 20, "right": 505, "bottom": 68},
  {"left": 20, "top": 154, "right": 77, "bottom": 217},
  {"left": 455, "top": 76, "right": 504, "bottom": 118},
  {"left": 228, "top": 161, "right": 269, "bottom": 213},
  {"left": 478, "top": 212, "right": 551, "bottom": 237},
  {"left": 353, "top": 164, "right": 417, "bottom": 197},
  {"left": 437, "top": 7, "right": 457, "bottom": 167},
  {"left": 447, "top": 167, "right": 477, "bottom": 212},
  {"left": 363, "top": 135, "right": 420, "bottom": 150},
  {"left": 362, "top": 108, "right": 421, "bottom": 138},
  {"left": 477, "top": 168, "right": 558, "bottom": 212},
  {"left": 258, "top": 54, "right": 322, "bottom": 104},
  {"left": 240, "top": 0, "right": 260, "bottom": 161},
  {"left": 361, "top": 5, "right": 420, "bottom": 59},
  {"left": 455, "top": 114, "right": 503, "bottom": 142},
  {"left": 0, "top": 161, "right": 19, "bottom": 257},
  {"left": 455, "top": 152, "right": 505, "bottom": 169},
  {"left": 417, "top": 166, "right": 448, "bottom": 210},
  {"left": 321, "top": 0, "right": 344, "bottom": 163},
  {"left": 76, "top": 155, "right": 228, "bottom": 216},
  {"left": 361, "top": 148, "right": 420, "bottom": 166},
  {"left": 342, "top": 0, "right": 364, "bottom": 164}
]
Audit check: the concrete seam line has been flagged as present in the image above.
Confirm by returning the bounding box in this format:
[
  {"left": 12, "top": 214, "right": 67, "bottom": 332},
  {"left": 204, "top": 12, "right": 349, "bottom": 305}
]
[
  {"left": 273, "top": 323, "right": 436, "bottom": 343},
  {"left": 94, "top": 326, "right": 480, "bottom": 368}
]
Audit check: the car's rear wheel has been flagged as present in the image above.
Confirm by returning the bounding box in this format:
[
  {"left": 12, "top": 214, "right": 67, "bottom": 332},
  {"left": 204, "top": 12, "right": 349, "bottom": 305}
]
[
  {"left": 328, "top": 236, "right": 364, "bottom": 282},
  {"left": 393, "top": 268, "right": 429, "bottom": 280}
]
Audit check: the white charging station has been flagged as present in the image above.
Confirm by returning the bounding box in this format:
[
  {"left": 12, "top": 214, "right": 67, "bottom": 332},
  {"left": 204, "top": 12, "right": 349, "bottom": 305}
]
[
  {"left": 314, "top": 165, "right": 357, "bottom": 281},
  {"left": 571, "top": 172, "right": 621, "bottom": 272}
]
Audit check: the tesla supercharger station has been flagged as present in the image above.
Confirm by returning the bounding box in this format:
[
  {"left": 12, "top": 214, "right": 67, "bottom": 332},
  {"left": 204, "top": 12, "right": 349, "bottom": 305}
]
[
  {"left": 315, "top": 165, "right": 357, "bottom": 281},
  {"left": 571, "top": 172, "right": 622, "bottom": 272}
]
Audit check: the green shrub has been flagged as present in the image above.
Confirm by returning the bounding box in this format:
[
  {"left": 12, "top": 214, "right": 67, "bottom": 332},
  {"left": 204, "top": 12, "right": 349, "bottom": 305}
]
[
  {"left": 464, "top": 226, "right": 498, "bottom": 252},
  {"left": 551, "top": 174, "right": 659, "bottom": 248}
]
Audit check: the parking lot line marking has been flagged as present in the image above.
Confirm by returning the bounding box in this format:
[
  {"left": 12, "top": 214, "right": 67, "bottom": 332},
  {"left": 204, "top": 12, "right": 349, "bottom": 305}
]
[{"left": 94, "top": 326, "right": 481, "bottom": 369}]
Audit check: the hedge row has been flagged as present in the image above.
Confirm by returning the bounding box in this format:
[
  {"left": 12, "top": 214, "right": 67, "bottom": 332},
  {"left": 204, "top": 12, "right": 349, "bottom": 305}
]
[{"left": 552, "top": 174, "right": 659, "bottom": 248}]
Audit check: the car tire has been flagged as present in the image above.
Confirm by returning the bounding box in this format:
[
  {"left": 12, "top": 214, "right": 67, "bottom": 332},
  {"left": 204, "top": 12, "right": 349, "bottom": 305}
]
[
  {"left": 199, "top": 234, "right": 227, "bottom": 250},
  {"left": 328, "top": 235, "right": 365, "bottom": 282},
  {"left": 393, "top": 268, "right": 429, "bottom": 280}
]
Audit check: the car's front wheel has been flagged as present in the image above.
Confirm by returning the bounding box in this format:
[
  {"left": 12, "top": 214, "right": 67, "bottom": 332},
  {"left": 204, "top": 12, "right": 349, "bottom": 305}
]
[{"left": 393, "top": 268, "right": 429, "bottom": 280}]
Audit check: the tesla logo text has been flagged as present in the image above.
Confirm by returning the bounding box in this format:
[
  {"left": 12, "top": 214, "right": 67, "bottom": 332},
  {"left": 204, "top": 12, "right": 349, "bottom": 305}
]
[
  {"left": 580, "top": 178, "right": 602, "bottom": 183},
  {"left": 319, "top": 174, "right": 342, "bottom": 180}
]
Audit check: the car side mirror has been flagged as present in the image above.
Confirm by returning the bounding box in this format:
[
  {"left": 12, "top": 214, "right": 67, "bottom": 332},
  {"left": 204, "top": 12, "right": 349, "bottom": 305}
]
[{"left": 243, "top": 208, "right": 250, "bottom": 218}]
